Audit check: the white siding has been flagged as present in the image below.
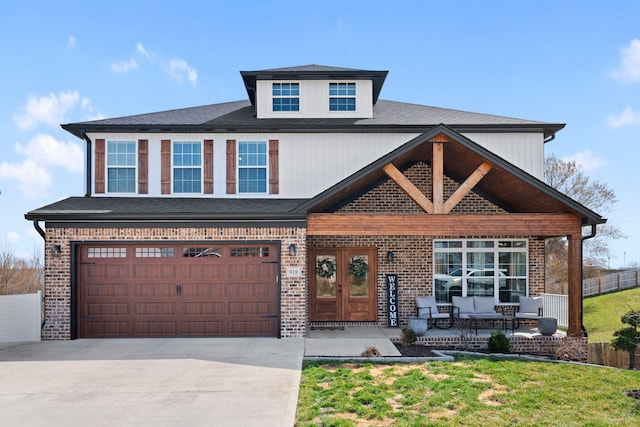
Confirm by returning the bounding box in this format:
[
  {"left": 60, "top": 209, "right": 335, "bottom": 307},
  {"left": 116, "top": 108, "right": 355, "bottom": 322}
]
[
  {"left": 87, "top": 131, "right": 545, "bottom": 198},
  {"left": 462, "top": 133, "right": 544, "bottom": 179},
  {"left": 256, "top": 80, "right": 373, "bottom": 119}
]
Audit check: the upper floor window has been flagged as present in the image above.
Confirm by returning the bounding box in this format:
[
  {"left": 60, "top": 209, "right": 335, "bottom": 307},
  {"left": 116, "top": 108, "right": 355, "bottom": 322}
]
[
  {"left": 272, "top": 83, "right": 299, "bottom": 111},
  {"left": 329, "top": 82, "right": 356, "bottom": 111},
  {"left": 107, "top": 141, "right": 136, "bottom": 193},
  {"left": 238, "top": 141, "right": 267, "bottom": 193},
  {"left": 173, "top": 141, "right": 202, "bottom": 193}
]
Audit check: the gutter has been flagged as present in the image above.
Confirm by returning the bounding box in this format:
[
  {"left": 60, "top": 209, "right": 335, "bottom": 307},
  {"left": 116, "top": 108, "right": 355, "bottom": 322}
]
[
  {"left": 32, "top": 220, "right": 46, "bottom": 239},
  {"left": 82, "top": 131, "right": 92, "bottom": 197}
]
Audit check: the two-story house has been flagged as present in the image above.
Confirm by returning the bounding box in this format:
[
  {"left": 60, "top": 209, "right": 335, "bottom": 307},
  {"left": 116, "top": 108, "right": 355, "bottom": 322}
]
[{"left": 26, "top": 65, "right": 604, "bottom": 342}]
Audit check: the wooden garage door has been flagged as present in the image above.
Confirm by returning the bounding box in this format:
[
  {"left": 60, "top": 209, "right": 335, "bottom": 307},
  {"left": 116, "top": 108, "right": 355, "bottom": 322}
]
[{"left": 78, "top": 243, "right": 279, "bottom": 338}]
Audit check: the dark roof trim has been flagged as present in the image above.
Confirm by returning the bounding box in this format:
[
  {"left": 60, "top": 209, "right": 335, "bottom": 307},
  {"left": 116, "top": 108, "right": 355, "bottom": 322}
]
[
  {"left": 240, "top": 65, "right": 388, "bottom": 106},
  {"left": 295, "top": 124, "right": 605, "bottom": 226},
  {"left": 44, "top": 220, "right": 307, "bottom": 229}
]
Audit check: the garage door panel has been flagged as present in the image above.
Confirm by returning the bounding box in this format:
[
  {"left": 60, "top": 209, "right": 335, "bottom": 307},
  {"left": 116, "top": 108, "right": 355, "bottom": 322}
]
[
  {"left": 183, "top": 302, "right": 226, "bottom": 315},
  {"left": 135, "top": 283, "right": 177, "bottom": 298},
  {"left": 228, "top": 302, "right": 273, "bottom": 315},
  {"left": 84, "top": 321, "right": 130, "bottom": 337},
  {"left": 79, "top": 243, "right": 279, "bottom": 338},
  {"left": 180, "top": 321, "right": 225, "bottom": 335},
  {"left": 85, "top": 283, "right": 129, "bottom": 297},
  {"left": 228, "top": 320, "right": 277, "bottom": 336},
  {"left": 134, "top": 321, "right": 177, "bottom": 336},
  {"left": 132, "top": 264, "right": 178, "bottom": 280},
  {"left": 86, "top": 302, "right": 129, "bottom": 316},
  {"left": 181, "top": 283, "right": 226, "bottom": 298},
  {"left": 135, "top": 302, "right": 176, "bottom": 315}
]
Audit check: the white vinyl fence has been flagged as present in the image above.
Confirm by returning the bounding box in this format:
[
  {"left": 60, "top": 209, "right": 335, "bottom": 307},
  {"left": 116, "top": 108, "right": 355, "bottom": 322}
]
[
  {"left": 0, "top": 291, "right": 42, "bottom": 342},
  {"left": 583, "top": 268, "right": 640, "bottom": 297},
  {"left": 541, "top": 293, "right": 568, "bottom": 328}
]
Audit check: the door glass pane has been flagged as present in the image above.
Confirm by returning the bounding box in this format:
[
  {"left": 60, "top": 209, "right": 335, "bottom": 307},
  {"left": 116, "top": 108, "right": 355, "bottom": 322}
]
[
  {"left": 315, "top": 255, "right": 336, "bottom": 298},
  {"left": 348, "top": 255, "right": 369, "bottom": 297}
]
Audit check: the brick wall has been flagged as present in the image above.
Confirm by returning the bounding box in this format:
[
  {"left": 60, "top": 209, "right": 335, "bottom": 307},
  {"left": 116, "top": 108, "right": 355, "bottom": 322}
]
[{"left": 43, "top": 226, "right": 307, "bottom": 340}]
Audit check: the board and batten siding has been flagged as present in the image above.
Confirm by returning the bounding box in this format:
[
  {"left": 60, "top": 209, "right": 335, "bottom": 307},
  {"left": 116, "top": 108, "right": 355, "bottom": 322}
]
[
  {"left": 87, "top": 131, "right": 545, "bottom": 197},
  {"left": 255, "top": 80, "right": 374, "bottom": 119},
  {"left": 462, "top": 133, "right": 544, "bottom": 179}
]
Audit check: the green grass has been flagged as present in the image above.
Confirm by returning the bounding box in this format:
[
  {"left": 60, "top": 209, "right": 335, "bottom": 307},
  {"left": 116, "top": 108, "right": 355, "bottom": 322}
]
[
  {"left": 296, "top": 356, "right": 640, "bottom": 426},
  {"left": 583, "top": 287, "right": 640, "bottom": 343}
]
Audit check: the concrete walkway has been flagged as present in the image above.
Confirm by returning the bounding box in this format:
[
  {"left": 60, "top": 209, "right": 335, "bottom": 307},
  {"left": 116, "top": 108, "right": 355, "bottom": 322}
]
[{"left": 0, "top": 338, "right": 304, "bottom": 427}]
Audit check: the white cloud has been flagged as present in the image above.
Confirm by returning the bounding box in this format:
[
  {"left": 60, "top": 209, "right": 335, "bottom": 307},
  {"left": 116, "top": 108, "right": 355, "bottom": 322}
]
[
  {"left": 111, "top": 58, "right": 138, "bottom": 73},
  {"left": 0, "top": 159, "right": 52, "bottom": 197},
  {"left": 611, "top": 39, "right": 640, "bottom": 83},
  {"left": 562, "top": 150, "right": 606, "bottom": 172},
  {"left": 607, "top": 105, "right": 640, "bottom": 128},
  {"left": 13, "top": 90, "right": 82, "bottom": 130},
  {"left": 5, "top": 231, "right": 20, "bottom": 244},
  {"left": 15, "top": 134, "right": 84, "bottom": 173},
  {"left": 67, "top": 35, "right": 76, "bottom": 49},
  {"left": 169, "top": 59, "right": 198, "bottom": 85},
  {"left": 137, "top": 42, "right": 151, "bottom": 58}
]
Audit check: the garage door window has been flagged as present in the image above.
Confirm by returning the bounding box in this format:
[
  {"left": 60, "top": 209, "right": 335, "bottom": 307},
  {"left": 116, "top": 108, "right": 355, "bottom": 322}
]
[
  {"left": 183, "top": 247, "right": 222, "bottom": 258},
  {"left": 136, "top": 247, "right": 175, "bottom": 258},
  {"left": 231, "top": 246, "right": 269, "bottom": 257},
  {"left": 88, "top": 247, "right": 127, "bottom": 258}
]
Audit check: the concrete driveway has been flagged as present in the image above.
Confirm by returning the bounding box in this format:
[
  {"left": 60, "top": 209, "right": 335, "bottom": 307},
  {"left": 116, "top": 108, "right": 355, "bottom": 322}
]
[{"left": 0, "top": 338, "right": 304, "bottom": 427}]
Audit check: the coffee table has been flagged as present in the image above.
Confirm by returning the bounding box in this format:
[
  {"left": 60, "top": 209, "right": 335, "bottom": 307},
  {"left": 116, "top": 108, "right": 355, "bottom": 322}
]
[{"left": 468, "top": 313, "right": 514, "bottom": 335}]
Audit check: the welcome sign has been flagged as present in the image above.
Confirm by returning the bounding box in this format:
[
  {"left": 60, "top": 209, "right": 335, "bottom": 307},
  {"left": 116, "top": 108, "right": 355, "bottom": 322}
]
[{"left": 387, "top": 274, "right": 398, "bottom": 327}]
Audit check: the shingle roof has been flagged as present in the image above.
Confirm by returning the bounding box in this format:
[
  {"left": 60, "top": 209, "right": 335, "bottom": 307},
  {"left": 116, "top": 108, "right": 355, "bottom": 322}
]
[
  {"left": 25, "top": 197, "right": 308, "bottom": 222},
  {"left": 62, "top": 99, "right": 563, "bottom": 138}
]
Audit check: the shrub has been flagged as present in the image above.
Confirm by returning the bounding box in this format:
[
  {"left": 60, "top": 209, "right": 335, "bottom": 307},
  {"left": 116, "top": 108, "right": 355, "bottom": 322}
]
[
  {"left": 488, "top": 330, "right": 510, "bottom": 353},
  {"left": 402, "top": 326, "right": 417, "bottom": 345}
]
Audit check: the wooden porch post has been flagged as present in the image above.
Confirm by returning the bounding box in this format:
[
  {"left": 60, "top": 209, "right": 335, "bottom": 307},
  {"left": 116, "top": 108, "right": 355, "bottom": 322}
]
[{"left": 567, "top": 233, "right": 585, "bottom": 337}]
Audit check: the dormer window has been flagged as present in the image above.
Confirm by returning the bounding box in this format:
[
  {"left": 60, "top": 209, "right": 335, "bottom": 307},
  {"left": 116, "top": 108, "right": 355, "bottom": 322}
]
[
  {"left": 107, "top": 141, "right": 136, "bottom": 193},
  {"left": 329, "top": 82, "right": 356, "bottom": 111},
  {"left": 272, "top": 83, "right": 299, "bottom": 111}
]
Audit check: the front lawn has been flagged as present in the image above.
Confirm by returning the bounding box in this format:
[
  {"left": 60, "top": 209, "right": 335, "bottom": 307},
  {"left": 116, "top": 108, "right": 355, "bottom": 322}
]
[{"left": 296, "top": 356, "right": 640, "bottom": 426}]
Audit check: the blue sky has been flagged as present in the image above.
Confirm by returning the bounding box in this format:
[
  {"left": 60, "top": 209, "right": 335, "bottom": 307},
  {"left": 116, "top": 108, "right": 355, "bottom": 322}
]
[{"left": 1, "top": 1, "right": 639, "bottom": 268}]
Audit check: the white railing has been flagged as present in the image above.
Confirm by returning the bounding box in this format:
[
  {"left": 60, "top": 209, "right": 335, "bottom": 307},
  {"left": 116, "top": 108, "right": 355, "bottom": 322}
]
[
  {"left": 583, "top": 268, "right": 640, "bottom": 297},
  {"left": 541, "top": 293, "right": 568, "bottom": 328},
  {"left": 0, "top": 291, "right": 42, "bottom": 342}
]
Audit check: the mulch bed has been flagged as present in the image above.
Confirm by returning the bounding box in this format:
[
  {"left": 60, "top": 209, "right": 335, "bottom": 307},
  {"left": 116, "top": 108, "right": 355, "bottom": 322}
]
[{"left": 393, "top": 343, "right": 439, "bottom": 357}]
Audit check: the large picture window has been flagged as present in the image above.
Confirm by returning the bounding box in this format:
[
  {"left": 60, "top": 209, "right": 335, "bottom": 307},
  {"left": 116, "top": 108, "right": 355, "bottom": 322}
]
[
  {"left": 107, "top": 141, "right": 136, "bottom": 193},
  {"left": 173, "top": 141, "right": 202, "bottom": 193},
  {"left": 238, "top": 141, "right": 267, "bottom": 193},
  {"left": 329, "top": 82, "right": 356, "bottom": 111},
  {"left": 272, "top": 83, "right": 299, "bottom": 111},
  {"left": 433, "top": 239, "right": 528, "bottom": 304}
]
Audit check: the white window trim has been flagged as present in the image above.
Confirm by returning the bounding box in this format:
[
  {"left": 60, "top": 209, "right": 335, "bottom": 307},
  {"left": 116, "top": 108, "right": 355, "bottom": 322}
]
[
  {"left": 328, "top": 81, "right": 357, "bottom": 113},
  {"left": 433, "top": 238, "right": 529, "bottom": 304},
  {"left": 237, "top": 140, "right": 269, "bottom": 194},
  {"left": 106, "top": 140, "right": 137, "bottom": 194},
  {"left": 272, "top": 82, "right": 300, "bottom": 113},
  {"left": 172, "top": 141, "right": 203, "bottom": 195}
]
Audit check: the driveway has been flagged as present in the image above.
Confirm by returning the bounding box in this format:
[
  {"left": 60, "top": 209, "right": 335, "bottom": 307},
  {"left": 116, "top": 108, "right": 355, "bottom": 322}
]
[{"left": 0, "top": 338, "right": 304, "bottom": 427}]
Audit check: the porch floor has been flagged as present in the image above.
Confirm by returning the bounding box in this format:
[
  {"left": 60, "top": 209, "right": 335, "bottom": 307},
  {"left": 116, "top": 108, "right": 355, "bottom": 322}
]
[{"left": 304, "top": 324, "right": 565, "bottom": 358}]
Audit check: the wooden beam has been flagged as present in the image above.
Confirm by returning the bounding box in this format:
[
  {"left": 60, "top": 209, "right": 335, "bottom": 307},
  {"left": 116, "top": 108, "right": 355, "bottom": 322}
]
[
  {"left": 382, "top": 163, "right": 433, "bottom": 213},
  {"left": 432, "top": 143, "right": 444, "bottom": 213},
  {"left": 443, "top": 162, "right": 493, "bottom": 213},
  {"left": 307, "top": 213, "right": 583, "bottom": 237}
]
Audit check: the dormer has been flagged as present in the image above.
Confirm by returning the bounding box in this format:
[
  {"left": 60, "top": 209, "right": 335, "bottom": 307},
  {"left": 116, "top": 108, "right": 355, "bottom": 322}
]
[{"left": 240, "top": 65, "right": 388, "bottom": 119}]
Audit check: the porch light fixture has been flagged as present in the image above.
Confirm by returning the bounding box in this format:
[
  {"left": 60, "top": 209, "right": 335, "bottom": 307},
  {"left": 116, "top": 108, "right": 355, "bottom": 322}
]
[
  {"left": 52, "top": 244, "right": 61, "bottom": 257},
  {"left": 386, "top": 251, "right": 395, "bottom": 263},
  {"left": 288, "top": 243, "right": 297, "bottom": 257}
]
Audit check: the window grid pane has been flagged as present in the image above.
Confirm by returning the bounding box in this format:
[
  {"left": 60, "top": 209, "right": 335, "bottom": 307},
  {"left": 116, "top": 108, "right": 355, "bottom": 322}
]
[
  {"left": 272, "top": 83, "right": 299, "bottom": 111},
  {"left": 107, "top": 141, "right": 136, "bottom": 193},
  {"left": 238, "top": 141, "right": 267, "bottom": 193},
  {"left": 329, "top": 83, "right": 356, "bottom": 111},
  {"left": 173, "top": 142, "right": 202, "bottom": 193}
]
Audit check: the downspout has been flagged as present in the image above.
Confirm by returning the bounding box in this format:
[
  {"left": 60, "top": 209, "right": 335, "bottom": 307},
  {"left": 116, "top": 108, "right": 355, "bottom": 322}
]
[
  {"left": 82, "top": 131, "right": 92, "bottom": 197},
  {"left": 579, "top": 224, "right": 598, "bottom": 336},
  {"left": 31, "top": 220, "right": 46, "bottom": 331},
  {"left": 544, "top": 132, "right": 556, "bottom": 144}
]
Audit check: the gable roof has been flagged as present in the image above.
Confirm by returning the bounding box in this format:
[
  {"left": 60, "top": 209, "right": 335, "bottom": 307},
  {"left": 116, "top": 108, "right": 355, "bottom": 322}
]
[
  {"left": 295, "top": 124, "right": 605, "bottom": 227},
  {"left": 240, "top": 64, "right": 389, "bottom": 105}
]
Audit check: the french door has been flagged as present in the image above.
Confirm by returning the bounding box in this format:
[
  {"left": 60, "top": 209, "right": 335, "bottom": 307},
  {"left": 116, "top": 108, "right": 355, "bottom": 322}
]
[{"left": 309, "top": 248, "right": 377, "bottom": 321}]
